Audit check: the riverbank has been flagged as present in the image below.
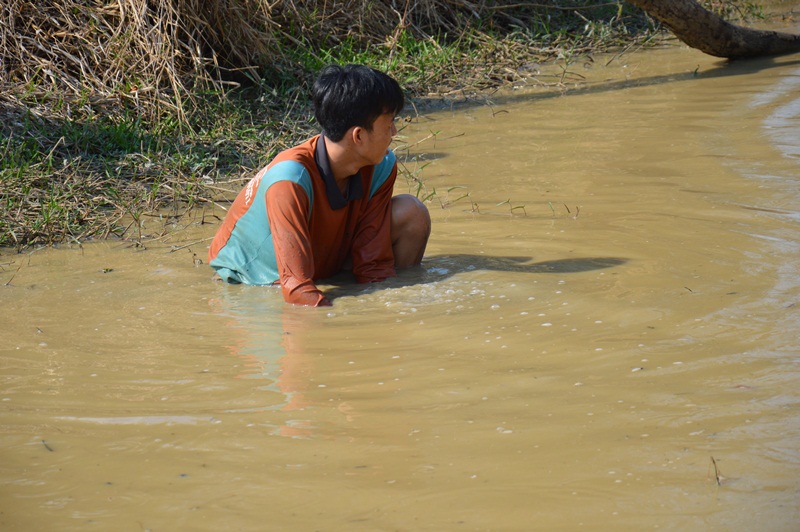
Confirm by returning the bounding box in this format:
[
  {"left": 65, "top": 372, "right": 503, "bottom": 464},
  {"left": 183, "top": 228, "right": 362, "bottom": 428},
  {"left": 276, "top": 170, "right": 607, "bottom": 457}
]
[{"left": 0, "top": 0, "right": 767, "bottom": 250}]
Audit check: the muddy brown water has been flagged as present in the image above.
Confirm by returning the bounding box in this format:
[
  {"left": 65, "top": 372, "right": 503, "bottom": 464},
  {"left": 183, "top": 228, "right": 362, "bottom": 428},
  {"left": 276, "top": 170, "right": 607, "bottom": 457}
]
[{"left": 2, "top": 42, "right": 800, "bottom": 531}]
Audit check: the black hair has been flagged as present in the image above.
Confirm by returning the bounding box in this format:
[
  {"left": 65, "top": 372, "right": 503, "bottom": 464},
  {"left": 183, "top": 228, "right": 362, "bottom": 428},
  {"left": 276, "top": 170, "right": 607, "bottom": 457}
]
[{"left": 312, "top": 64, "right": 405, "bottom": 142}]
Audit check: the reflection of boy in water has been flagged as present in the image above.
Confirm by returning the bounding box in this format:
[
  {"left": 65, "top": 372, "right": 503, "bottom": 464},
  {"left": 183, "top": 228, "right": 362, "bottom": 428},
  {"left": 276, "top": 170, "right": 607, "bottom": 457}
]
[{"left": 208, "top": 65, "right": 431, "bottom": 306}]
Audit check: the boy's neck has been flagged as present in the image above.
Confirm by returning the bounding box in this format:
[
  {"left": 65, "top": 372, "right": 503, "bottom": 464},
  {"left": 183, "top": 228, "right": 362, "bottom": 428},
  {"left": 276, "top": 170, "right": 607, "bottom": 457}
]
[{"left": 324, "top": 136, "right": 363, "bottom": 187}]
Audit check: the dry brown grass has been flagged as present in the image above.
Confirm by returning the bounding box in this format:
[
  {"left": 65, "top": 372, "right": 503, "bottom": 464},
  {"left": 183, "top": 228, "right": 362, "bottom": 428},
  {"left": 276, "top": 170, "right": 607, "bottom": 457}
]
[
  {"left": 2, "top": 0, "right": 249, "bottom": 123},
  {"left": 1, "top": 0, "right": 650, "bottom": 124}
]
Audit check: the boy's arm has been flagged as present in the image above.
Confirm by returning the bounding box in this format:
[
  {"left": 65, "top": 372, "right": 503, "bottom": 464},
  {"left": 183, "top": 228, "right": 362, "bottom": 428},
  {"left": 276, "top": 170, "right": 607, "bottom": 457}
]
[
  {"left": 266, "top": 181, "right": 331, "bottom": 307},
  {"left": 350, "top": 166, "right": 397, "bottom": 283}
]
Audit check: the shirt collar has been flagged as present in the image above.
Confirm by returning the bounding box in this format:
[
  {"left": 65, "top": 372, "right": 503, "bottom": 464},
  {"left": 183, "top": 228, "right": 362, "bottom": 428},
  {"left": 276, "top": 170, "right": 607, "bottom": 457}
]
[{"left": 315, "top": 135, "right": 364, "bottom": 210}]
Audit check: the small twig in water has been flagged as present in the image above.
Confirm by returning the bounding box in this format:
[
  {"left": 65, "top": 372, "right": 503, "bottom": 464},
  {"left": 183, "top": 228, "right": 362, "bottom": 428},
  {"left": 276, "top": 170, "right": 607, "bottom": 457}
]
[
  {"left": 168, "top": 237, "right": 213, "bottom": 253},
  {"left": 497, "top": 198, "right": 526, "bottom": 216},
  {"left": 4, "top": 264, "right": 23, "bottom": 286},
  {"left": 708, "top": 455, "right": 724, "bottom": 486}
]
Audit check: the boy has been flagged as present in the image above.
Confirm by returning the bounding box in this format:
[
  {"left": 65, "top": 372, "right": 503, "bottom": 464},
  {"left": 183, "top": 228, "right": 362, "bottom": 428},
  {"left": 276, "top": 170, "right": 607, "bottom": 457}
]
[{"left": 208, "top": 65, "right": 431, "bottom": 306}]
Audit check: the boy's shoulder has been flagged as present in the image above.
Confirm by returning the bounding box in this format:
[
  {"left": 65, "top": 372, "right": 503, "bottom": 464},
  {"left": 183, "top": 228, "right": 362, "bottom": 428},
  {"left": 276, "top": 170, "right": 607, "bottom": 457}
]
[
  {"left": 261, "top": 136, "right": 320, "bottom": 194},
  {"left": 271, "top": 136, "right": 318, "bottom": 169},
  {"left": 368, "top": 150, "right": 397, "bottom": 199}
]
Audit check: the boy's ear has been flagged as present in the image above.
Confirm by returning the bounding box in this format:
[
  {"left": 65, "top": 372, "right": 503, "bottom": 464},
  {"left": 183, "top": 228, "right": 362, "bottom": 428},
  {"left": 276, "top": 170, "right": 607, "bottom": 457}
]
[{"left": 351, "top": 126, "right": 364, "bottom": 145}]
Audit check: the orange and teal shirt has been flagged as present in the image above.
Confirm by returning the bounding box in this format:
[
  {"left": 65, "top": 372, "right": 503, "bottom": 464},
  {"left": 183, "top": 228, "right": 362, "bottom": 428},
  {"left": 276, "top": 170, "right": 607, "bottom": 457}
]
[{"left": 208, "top": 135, "right": 397, "bottom": 306}]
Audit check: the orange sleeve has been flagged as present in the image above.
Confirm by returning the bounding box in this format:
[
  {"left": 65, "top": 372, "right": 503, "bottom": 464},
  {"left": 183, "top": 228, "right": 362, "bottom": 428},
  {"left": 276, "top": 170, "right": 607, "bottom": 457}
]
[
  {"left": 266, "top": 181, "right": 330, "bottom": 307},
  {"left": 351, "top": 167, "right": 397, "bottom": 283}
]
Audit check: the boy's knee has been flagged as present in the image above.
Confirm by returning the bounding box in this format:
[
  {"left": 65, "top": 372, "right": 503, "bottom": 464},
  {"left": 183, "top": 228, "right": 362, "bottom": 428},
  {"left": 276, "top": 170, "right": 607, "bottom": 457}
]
[
  {"left": 392, "top": 194, "right": 431, "bottom": 237},
  {"left": 391, "top": 195, "right": 430, "bottom": 268}
]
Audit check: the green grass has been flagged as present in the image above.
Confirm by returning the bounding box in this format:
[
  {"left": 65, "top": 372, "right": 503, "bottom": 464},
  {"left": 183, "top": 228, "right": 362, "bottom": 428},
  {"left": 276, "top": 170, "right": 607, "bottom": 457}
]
[{"left": 0, "top": 87, "right": 321, "bottom": 249}]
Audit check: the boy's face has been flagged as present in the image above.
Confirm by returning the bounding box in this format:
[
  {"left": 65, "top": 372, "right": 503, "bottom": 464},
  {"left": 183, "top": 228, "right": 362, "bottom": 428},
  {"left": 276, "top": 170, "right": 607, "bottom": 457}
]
[{"left": 361, "top": 112, "right": 398, "bottom": 165}]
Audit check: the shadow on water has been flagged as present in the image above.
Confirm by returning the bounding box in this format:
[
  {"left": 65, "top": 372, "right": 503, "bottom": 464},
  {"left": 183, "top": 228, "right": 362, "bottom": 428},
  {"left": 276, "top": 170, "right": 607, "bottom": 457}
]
[
  {"left": 422, "top": 254, "right": 626, "bottom": 273},
  {"left": 323, "top": 255, "right": 627, "bottom": 300},
  {"left": 415, "top": 54, "right": 800, "bottom": 113},
  {"left": 397, "top": 55, "right": 800, "bottom": 170}
]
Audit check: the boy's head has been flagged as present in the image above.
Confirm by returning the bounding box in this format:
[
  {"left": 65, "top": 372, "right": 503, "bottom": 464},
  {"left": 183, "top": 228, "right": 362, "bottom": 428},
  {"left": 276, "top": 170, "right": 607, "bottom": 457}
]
[{"left": 312, "top": 64, "right": 404, "bottom": 142}]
